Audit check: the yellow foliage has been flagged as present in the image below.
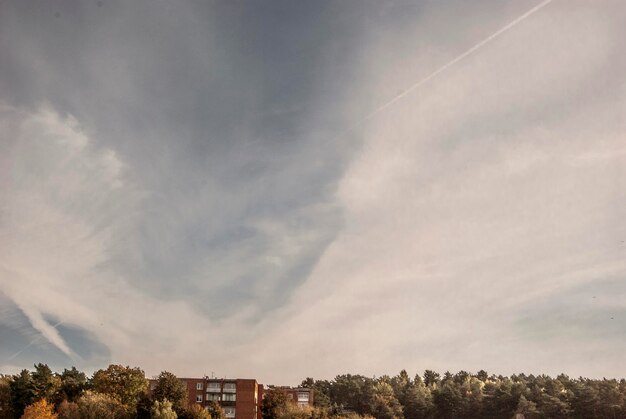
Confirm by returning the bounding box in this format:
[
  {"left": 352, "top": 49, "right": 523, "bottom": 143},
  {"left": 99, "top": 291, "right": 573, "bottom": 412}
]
[{"left": 20, "top": 399, "right": 58, "bottom": 419}]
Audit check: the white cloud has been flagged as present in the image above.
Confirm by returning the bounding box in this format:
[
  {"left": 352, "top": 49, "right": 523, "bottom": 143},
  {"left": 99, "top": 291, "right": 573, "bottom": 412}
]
[
  {"left": 1, "top": 1, "right": 625, "bottom": 386},
  {"left": 0, "top": 104, "right": 227, "bottom": 373},
  {"left": 247, "top": 0, "right": 626, "bottom": 383}
]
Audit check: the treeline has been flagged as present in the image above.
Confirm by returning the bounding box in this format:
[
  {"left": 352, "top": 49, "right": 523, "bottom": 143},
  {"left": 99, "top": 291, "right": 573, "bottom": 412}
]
[
  {"left": 291, "top": 370, "right": 626, "bottom": 419},
  {"left": 1, "top": 365, "right": 625, "bottom": 419},
  {"left": 0, "top": 364, "right": 218, "bottom": 419}
]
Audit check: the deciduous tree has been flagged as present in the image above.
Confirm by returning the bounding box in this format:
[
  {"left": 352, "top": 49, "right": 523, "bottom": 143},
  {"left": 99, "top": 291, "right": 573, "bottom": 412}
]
[
  {"left": 152, "top": 372, "right": 187, "bottom": 415},
  {"left": 90, "top": 364, "right": 147, "bottom": 413},
  {"left": 262, "top": 388, "right": 288, "bottom": 419},
  {"left": 77, "top": 390, "right": 131, "bottom": 419},
  {"left": 57, "top": 400, "right": 80, "bottom": 419},
  {"left": 185, "top": 404, "right": 211, "bottom": 419},
  {"left": 20, "top": 399, "right": 57, "bottom": 419},
  {"left": 152, "top": 399, "right": 177, "bottom": 419},
  {"left": 205, "top": 400, "right": 225, "bottom": 419}
]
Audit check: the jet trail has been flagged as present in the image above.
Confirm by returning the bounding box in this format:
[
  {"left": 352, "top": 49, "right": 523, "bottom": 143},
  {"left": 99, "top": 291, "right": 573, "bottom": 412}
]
[
  {"left": 349, "top": 0, "right": 554, "bottom": 131},
  {"left": 4, "top": 320, "right": 66, "bottom": 362}
]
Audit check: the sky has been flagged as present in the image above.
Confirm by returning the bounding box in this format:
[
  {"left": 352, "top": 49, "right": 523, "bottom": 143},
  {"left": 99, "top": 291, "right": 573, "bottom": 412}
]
[{"left": 0, "top": 0, "right": 625, "bottom": 385}]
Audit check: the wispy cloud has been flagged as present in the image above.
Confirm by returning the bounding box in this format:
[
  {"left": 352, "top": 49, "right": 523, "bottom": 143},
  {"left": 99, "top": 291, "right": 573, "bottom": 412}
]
[
  {"left": 245, "top": 0, "right": 626, "bottom": 382},
  {"left": 1, "top": 0, "right": 625, "bottom": 383}
]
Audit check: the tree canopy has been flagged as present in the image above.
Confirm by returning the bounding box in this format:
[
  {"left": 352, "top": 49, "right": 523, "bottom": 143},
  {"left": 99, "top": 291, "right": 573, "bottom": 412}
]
[{"left": 1, "top": 364, "right": 626, "bottom": 419}]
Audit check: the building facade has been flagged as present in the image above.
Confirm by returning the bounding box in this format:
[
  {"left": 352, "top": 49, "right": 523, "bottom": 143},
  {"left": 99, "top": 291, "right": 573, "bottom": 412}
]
[
  {"left": 150, "top": 377, "right": 263, "bottom": 419},
  {"left": 279, "top": 387, "right": 314, "bottom": 408}
]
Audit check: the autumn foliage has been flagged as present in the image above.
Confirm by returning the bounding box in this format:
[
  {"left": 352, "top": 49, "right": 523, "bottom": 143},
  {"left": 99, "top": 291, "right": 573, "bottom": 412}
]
[{"left": 20, "top": 399, "right": 57, "bottom": 419}]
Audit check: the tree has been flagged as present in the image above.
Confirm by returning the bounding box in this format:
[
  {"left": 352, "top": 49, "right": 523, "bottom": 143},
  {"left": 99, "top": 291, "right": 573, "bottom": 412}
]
[
  {"left": 475, "top": 370, "right": 489, "bottom": 382},
  {"left": 432, "top": 383, "right": 464, "bottom": 419},
  {"left": 90, "top": 365, "right": 147, "bottom": 413},
  {"left": 0, "top": 375, "right": 14, "bottom": 419},
  {"left": 482, "top": 380, "right": 521, "bottom": 419},
  {"left": 262, "top": 388, "right": 288, "bottom": 419},
  {"left": 185, "top": 404, "right": 211, "bottom": 419},
  {"left": 57, "top": 400, "right": 80, "bottom": 419},
  {"left": 205, "top": 400, "right": 225, "bottom": 419},
  {"left": 152, "top": 372, "right": 188, "bottom": 415},
  {"left": 403, "top": 381, "right": 434, "bottom": 419},
  {"left": 152, "top": 399, "right": 178, "bottom": 419},
  {"left": 514, "top": 395, "right": 540, "bottom": 419},
  {"left": 10, "top": 370, "right": 35, "bottom": 418},
  {"left": 31, "top": 364, "right": 60, "bottom": 403},
  {"left": 20, "top": 399, "right": 58, "bottom": 419},
  {"left": 330, "top": 375, "right": 375, "bottom": 416},
  {"left": 300, "top": 378, "right": 331, "bottom": 409},
  {"left": 570, "top": 381, "right": 599, "bottom": 418},
  {"left": 137, "top": 392, "right": 153, "bottom": 419},
  {"left": 537, "top": 393, "right": 570, "bottom": 419},
  {"left": 596, "top": 379, "right": 623, "bottom": 419},
  {"left": 422, "top": 371, "right": 440, "bottom": 388},
  {"left": 77, "top": 391, "right": 131, "bottom": 419},
  {"left": 389, "top": 370, "right": 411, "bottom": 408},
  {"left": 58, "top": 368, "right": 87, "bottom": 403},
  {"left": 457, "top": 378, "right": 483, "bottom": 419},
  {"left": 370, "top": 382, "right": 403, "bottom": 419}
]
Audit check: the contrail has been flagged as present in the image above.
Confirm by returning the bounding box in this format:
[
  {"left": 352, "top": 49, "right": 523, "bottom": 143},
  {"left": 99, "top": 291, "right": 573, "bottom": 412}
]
[
  {"left": 4, "top": 320, "right": 66, "bottom": 362},
  {"left": 348, "top": 0, "right": 553, "bottom": 131}
]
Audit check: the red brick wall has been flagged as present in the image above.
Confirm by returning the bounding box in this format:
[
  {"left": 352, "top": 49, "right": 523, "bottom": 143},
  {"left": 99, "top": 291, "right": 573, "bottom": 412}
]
[
  {"left": 257, "top": 384, "right": 264, "bottom": 419},
  {"left": 181, "top": 377, "right": 206, "bottom": 407},
  {"left": 280, "top": 387, "right": 315, "bottom": 407},
  {"left": 152, "top": 376, "right": 265, "bottom": 419},
  {"left": 234, "top": 379, "right": 258, "bottom": 419}
]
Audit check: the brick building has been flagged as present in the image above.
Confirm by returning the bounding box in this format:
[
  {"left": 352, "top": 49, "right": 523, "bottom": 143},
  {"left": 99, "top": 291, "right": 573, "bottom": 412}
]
[
  {"left": 149, "top": 377, "right": 263, "bottom": 419},
  {"left": 279, "top": 387, "right": 314, "bottom": 408}
]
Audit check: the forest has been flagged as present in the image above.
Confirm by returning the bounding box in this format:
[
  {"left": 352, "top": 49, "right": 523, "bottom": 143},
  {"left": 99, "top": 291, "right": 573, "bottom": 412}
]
[{"left": 1, "top": 364, "right": 625, "bottom": 419}]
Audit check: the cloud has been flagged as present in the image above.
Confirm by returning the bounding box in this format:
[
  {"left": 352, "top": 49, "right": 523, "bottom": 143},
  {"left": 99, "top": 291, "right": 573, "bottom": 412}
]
[
  {"left": 0, "top": 100, "right": 341, "bottom": 377},
  {"left": 245, "top": 0, "right": 626, "bottom": 383},
  {"left": 0, "top": 104, "right": 131, "bottom": 364},
  {"left": 1, "top": 0, "right": 625, "bottom": 385},
  {"left": 0, "top": 104, "right": 211, "bottom": 371}
]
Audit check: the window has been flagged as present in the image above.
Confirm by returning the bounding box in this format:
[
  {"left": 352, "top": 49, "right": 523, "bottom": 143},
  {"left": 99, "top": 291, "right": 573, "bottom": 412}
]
[
  {"left": 223, "top": 383, "right": 236, "bottom": 392},
  {"left": 207, "top": 394, "right": 220, "bottom": 401},
  {"left": 297, "top": 392, "right": 309, "bottom": 401},
  {"left": 224, "top": 407, "right": 235, "bottom": 418},
  {"left": 197, "top": 382, "right": 203, "bottom": 390},
  {"left": 208, "top": 382, "right": 221, "bottom": 392},
  {"left": 223, "top": 393, "right": 236, "bottom": 402},
  {"left": 196, "top": 395, "right": 203, "bottom": 403},
  {"left": 287, "top": 393, "right": 293, "bottom": 399}
]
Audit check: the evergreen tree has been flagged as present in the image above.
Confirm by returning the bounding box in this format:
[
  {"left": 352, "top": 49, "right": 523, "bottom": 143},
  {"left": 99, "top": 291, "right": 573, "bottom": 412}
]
[
  {"left": 30, "top": 364, "right": 60, "bottom": 403},
  {"left": 422, "top": 371, "right": 440, "bottom": 388},
  {"left": 9, "top": 370, "right": 34, "bottom": 418},
  {"left": 514, "top": 395, "right": 540, "bottom": 419},
  {"left": 370, "top": 382, "right": 403, "bottom": 419},
  {"left": 58, "top": 367, "right": 87, "bottom": 403}
]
